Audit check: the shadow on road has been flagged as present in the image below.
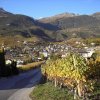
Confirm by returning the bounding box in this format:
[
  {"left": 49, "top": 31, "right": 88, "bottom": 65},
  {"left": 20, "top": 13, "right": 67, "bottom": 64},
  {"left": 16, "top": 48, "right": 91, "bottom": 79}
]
[{"left": 0, "top": 67, "right": 42, "bottom": 90}]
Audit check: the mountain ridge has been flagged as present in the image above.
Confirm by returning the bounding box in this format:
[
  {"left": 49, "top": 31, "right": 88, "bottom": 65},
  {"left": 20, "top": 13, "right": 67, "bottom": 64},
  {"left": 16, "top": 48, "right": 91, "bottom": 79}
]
[
  {"left": 0, "top": 8, "right": 100, "bottom": 43},
  {"left": 39, "top": 12, "right": 100, "bottom": 40}
]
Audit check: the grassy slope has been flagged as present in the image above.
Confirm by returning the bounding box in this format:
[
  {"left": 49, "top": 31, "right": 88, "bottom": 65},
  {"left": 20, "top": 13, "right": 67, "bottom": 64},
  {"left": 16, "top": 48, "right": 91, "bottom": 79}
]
[
  {"left": 0, "top": 35, "right": 41, "bottom": 47},
  {"left": 30, "top": 82, "right": 74, "bottom": 100}
]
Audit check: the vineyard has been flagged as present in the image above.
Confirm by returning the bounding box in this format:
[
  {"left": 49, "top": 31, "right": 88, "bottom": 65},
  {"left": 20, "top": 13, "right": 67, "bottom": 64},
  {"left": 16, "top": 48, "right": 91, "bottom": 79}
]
[{"left": 41, "top": 52, "right": 100, "bottom": 99}]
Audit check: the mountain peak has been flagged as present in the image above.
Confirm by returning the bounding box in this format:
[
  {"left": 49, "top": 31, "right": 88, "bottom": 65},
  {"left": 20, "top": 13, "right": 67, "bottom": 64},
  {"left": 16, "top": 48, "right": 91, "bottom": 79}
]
[
  {"left": 54, "top": 12, "right": 76, "bottom": 18},
  {"left": 92, "top": 12, "right": 100, "bottom": 15},
  {"left": 92, "top": 12, "right": 100, "bottom": 19},
  {"left": 0, "top": 8, "right": 12, "bottom": 17},
  {"left": 0, "top": 8, "right": 10, "bottom": 13},
  {"left": 0, "top": 8, "right": 5, "bottom": 12},
  {"left": 39, "top": 12, "right": 78, "bottom": 23}
]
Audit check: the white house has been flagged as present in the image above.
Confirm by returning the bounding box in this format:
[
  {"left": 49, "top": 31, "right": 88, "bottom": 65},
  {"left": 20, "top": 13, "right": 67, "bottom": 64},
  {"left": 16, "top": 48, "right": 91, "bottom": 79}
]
[
  {"left": 61, "top": 52, "right": 68, "bottom": 58},
  {"left": 17, "top": 60, "right": 24, "bottom": 67},
  {"left": 79, "top": 49, "right": 94, "bottom": 59},
  {"left": 6, "top": 60, "right": 12, "bottom": 65},
  {"left": 42, "top": 51, "right": 48, "bottom": 58}
]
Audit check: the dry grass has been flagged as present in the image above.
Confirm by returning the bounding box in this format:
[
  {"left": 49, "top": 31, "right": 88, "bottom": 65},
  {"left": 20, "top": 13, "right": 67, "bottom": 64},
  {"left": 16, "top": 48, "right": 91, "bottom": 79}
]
[
  {"left": 0, "top": 35, "right": 41, "bottom": 47},
  {"left": 18, "top": 61, "right": 45, "bottom": 71}
]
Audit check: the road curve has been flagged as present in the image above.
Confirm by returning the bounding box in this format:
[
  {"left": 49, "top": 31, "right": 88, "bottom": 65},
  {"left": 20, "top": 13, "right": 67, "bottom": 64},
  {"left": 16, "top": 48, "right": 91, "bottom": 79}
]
[{"left": 0, "top": 67, "right": 42, "bottom": 100}]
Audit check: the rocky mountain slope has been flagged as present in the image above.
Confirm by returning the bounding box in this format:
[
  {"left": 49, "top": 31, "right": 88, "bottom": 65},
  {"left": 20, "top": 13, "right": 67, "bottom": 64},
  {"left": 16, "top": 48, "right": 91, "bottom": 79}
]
[
  {"left": 0, "top": 8, "right": 100, "bottom": 43},
  {"left": 39, "top": 12, "right": 100, "bottom": 40},
  {"left": 0, "top": 8, "right": 58, "bottom": 42}
]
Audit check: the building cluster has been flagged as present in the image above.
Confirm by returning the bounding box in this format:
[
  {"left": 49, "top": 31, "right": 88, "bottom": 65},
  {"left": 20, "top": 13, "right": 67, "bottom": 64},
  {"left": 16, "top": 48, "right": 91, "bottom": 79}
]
[{"left": 2, "top": 40, "right": 99, "bottom": 67}]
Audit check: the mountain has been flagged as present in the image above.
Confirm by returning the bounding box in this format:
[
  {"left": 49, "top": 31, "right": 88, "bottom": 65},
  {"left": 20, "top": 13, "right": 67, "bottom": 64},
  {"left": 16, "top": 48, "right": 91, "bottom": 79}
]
[
  {"left": 0, "top": 8, "right": 58, "bottom": 43},
  {"left": 0, "top": 8, "right": 100, "bottom": 44},
  {"left": 41, "top": 15, "right": 99, "bottom": 29},
  {"left": 40, "top": 12, "right": 77, "bottom": 23},
  {"left": 39, "top": 13, "right": 100, "bottom": 40},
  {"left": 0, "top": 8, "right": 12, "bottom": 17},
  {"left": 92, "top": 12, "right": 100, "bottom": 19}
]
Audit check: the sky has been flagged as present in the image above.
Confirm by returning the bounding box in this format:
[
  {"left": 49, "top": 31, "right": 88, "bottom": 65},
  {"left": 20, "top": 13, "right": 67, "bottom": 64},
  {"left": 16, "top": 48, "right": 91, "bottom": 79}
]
[{"left": 0, "top": 0, "right": 100, "bottom": 19}]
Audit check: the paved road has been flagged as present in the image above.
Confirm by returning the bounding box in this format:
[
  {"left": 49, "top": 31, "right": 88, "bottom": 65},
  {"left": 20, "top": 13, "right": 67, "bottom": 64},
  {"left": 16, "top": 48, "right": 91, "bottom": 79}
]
[{"left": 0, "top": 67, "right": 42, "bottom": 100}]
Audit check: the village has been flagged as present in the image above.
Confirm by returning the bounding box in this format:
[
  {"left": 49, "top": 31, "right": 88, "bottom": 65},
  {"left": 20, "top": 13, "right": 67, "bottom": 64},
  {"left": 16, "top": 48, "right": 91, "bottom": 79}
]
[{"left": 2, "top": 40, "right": 100, "bottom": 67}]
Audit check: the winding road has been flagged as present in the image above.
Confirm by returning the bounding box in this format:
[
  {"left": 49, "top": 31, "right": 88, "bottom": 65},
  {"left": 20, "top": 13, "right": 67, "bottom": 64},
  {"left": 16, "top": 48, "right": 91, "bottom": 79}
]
[{"left": 0, "top": 67, "right": 42, "bottom": 100}]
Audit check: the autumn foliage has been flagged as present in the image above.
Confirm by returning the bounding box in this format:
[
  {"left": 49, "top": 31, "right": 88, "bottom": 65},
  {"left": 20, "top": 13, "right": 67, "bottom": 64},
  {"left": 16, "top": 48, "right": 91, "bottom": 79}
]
[{"left": 41, "top": 53, "right": 94, "bottom": 99}]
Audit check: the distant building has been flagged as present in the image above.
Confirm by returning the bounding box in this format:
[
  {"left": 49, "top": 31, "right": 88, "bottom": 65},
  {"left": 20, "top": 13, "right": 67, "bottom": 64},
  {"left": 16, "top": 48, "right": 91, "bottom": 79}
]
[
  {"left": 6, "top": 59, "right": 12, "bottom": 65},
  {"left": 42, "top": 51, "right": 48, "bottom": 58},
  {"left": 17, "top": 60, "right": 24, "bottom": 67},
  {"left": 79, "top": 49, "right": 94, "bottom": 59}
]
